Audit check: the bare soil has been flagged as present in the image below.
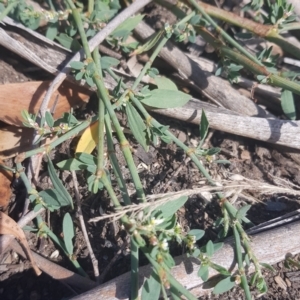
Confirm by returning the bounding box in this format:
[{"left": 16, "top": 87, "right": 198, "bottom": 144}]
[{"left": 1, "top": 2, "right": 300, "bottom": 300}]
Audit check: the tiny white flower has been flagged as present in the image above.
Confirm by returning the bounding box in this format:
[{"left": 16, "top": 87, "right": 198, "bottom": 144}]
[{"left": 160, "top": 239, "right": 169, "bottom": 251}]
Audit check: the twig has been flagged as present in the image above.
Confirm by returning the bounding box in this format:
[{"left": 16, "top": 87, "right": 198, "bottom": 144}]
[
  {"left": 162, "top": 131, "right": 214, "bottom": 192},
  {"left": 71, "top": 170, "right": 100, "bottom": 283}
]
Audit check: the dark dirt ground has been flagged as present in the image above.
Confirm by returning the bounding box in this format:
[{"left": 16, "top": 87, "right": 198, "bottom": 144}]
[{"left": 1, "top": 1, "right": 300, "bottom": 300}]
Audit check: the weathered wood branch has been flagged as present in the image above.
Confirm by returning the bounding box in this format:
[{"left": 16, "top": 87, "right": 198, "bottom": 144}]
[
  {"left": 151, "top": 101, "right": 300, "bottom": 149},
  {"left": 69, "top": 220, "right": 300, "bottom": 300}
]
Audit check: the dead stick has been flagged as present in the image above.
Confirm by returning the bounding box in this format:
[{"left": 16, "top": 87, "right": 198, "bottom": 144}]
[
  {"left": 151, "top": 105, "right": 300, "bottom": 149},
  {"left": 9, "top": 239, "right": 97, "bottom": 292}
]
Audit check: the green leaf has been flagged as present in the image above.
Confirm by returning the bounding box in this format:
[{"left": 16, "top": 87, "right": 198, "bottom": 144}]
[
  {"left": 47, "top": 157, "right": 73, "bottom": 208},
  {"left": 210, "top": 263, "right": 231, "bottom": 276},
  {"left": 250, "top": 272, "right": 258, "bottom": 286},
  {"left": 147, "top": 68, "right": 159, "bottom": 78},
  {"left": 131, "top": 29, "right": 164, "bottom": 55},
  {"left": 260, "top": 262, "right": 276, "bottom": 272},
  {"left": 46, "top": 22, "right": 58, "bottom": 40},
  {"left": 198, "top": 264, "right": 209, "bottom": 281},
  {"left": 55, "top": 33, "right": 81, "bottom": 52},
  {"left": 156, "top": 214, "right": 177, "bottom": 230},
  {"left": 39, "top": 189, "right": 63, "bottom": 209},
  {"left": 236, "top": 204, "right": 251, "bottom": 220},
  {"left": 57, "top": 158, "right": 96, "bottom": 173},
  {"left": 206, "top": 147, "right": 220, "bottom": 156},
  {"left": 63, "top": 213, "right": 74, "bottom": 255},
  {"left": 141, "top": 271, "right": 161, "bottom": 300},
  {"left": 86, "top": 76, "right": 95, "bottom": 87},
  {"left": 281, "top": 89, "right": 296, "bottom": 120},
  {"left": 154, "top": 77, "right": 178, "bottom": 91},
  {"left": 199, "top": 110, "right": 209, "bottom": 142},
  {"left": 213, "top": 242, "right": 223, "bottom": 253},
  {"left": 76, "top": 152, "right": 97, "bottom": 165},
  {"left": 75, "top": 72, "right": 84, "bottom": 81},
  {"left": 164, "top": 252, "right": 175, "bottom": 269},
  {"left": 141, "top": 89, "right": 191, "bottom": 108},
  {"left": 154, "top": 196, "right": 188, "bottom": 219},
  {"left": 100, "top": 56, "right": 120, "bottom": 70},
  {"left": 125, "top": 102, "right": 148, "bottom": 151},
  {"left": 70, "top": 61, "right": 85, "bottom": 70},
  {"left": 206, "top": 240, "right": 214, "bottom": 257},
  {"left": 213, "top": 276, "right": 235, "bottom": 294},
  {"left": 188, "top": 229, "right": 205, "bottom": 241},
  {"left": 111, "top": 14, "right": 144, "bottom": 38},
  {"left": 45, "top": 111, "right": 54, "bottom": 127}
]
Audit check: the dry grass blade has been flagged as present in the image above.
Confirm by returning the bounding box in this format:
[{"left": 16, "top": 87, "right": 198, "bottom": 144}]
[
  {"left": 89, "top": 175, "right": 300, "bottom": 223},
  {"left": 0, "top": 211, "right": 41, "bottom": 276}
]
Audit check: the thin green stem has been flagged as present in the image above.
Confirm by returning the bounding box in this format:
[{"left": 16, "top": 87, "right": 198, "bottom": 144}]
[
  {"left": 94, "top": 74, "right": 146, "bottom": 202},
  {"left": 104, "top": 114, "right": 131, "bottom": 205},
  {"left": 197, "top": 26, "right": 300, "bottom": 96},
  {"left": 68, "top": 4, "right": 146, "bottom": 203},
  {"left": 188, "top": 0, "right": 263, "bottom": 66},
  {"left": 130, "top": 237, "right": 139, "bottom": 300},
  {"left": 141, "top": 247, "right": 198, "bottom": 300},
  {"left": 36, "top": 215, "right": 88, "bottom": 277},
  {"left": 132, "top": 36, "right": 169, "bottom": 90},
  {"left": 23, "top": 119, "right": 93, "bottom": 159},
  {"left": 93, "top": 49, "right": 106, "bottom": 173},
  {"left": 0, "top": 1, "right": 17, "bottom": 22},
  {"left": 70, "top": 4, "right": 92, "bottom": 58},
  {"left": 100, "top": 172, "right": 134, "bottom": 231},
  {"left": 16, "top": 163, "right": 37, "bottom": 194},
  {"left": 87, "top": 0, "right": 94, "bottom": 16},
  {"left": 232, "top": 225, "right": 252, "bottom": 300},
  {"left": 100, "top": 171, "right": 122, "bottom": 210}
]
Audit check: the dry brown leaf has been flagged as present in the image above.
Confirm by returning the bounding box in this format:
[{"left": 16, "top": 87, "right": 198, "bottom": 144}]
[
  {"left": 0, "top": 211, "right": 41, "bottom": 275},
  {"left": 0, "top": 80, "right": 91, "bottom": 126},
  {"left": 0, "top": 124, "right": 33, "bottom": 159},
  {"left": 0, "top": 160, "right": 13, "bottom": 209}
]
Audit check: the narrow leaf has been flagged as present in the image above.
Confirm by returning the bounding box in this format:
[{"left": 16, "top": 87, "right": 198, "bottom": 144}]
[
  {"left": 198, "top": 264, "right": 209, "bottom": 281},
  {"left": 260, "top": 262, "right": 276, "bottom": 272},
  {"left": 125, "top": 102, "right": 148, "bottom": 151},
  {"left": 57, "top": 158, "right": 96, "bottom": 173},
  {"left": 111, "top": 14, "right": 144, "bottom": 38},
  {"left": 45, "top": 111, "right": 54, "bottom": 127},
  {"left": 281, "top": 89, "right": 296, "bottom": 120},
  {"left": 236, "top": 204, "right": 251, "bottom": 220},
  {"left": 154, "top": 196, "right": 188, "bottom": 219},
  {"left": 55, "top": 33, "right": 81, "bottom": 51},
  {"left": 39, "top": 189, "right": 65, "bottom": 208},
  {"left": 131, "top": 30, "right": 164, "bottom": 56},
  {"left": 63, "top": 213, "right": 75, "bottom": 255},
  {"left": 76, "top": 152, "right": 98, "bottom": 165},
  {"left": 213, "top": 276, "right": 235, "bottom": 294},
  {"left": 141, "top": 271, "right": 161, "bottom": 300},
  {"left": 141, "top": 89, "right": 191, "bottom": 108},
  {"left": 199, "top": 110, "right": 209, "bottom": 141},
  {"left": 47, "top": 157, "right": 73, "bottom": 208}
]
